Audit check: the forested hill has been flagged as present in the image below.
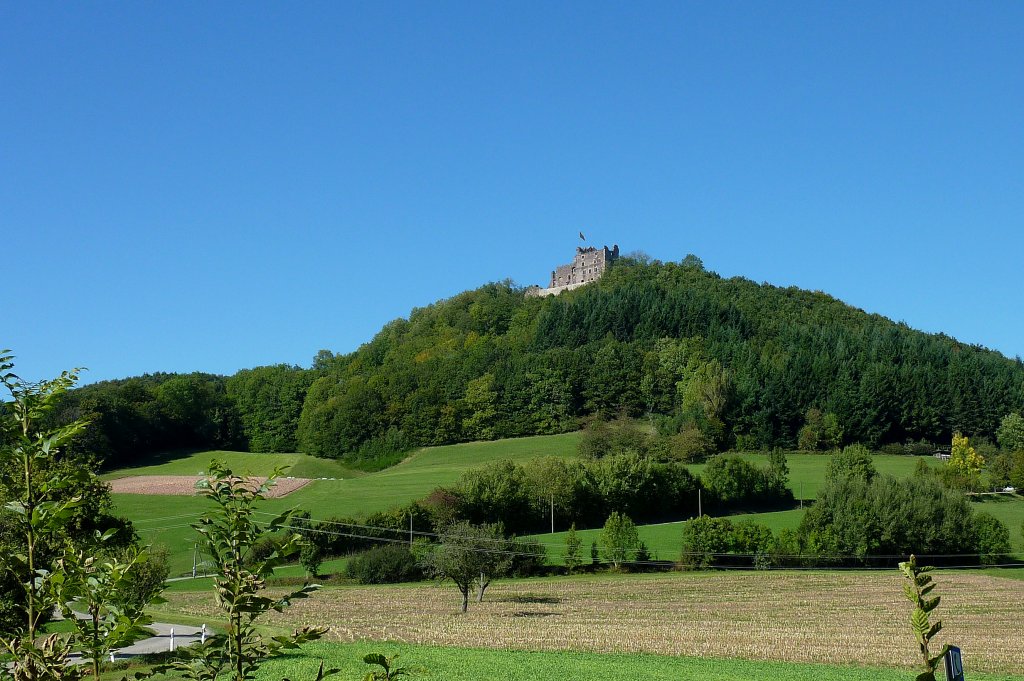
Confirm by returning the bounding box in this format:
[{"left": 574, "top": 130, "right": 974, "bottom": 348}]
[{"left": 49, "top": 257, "right": 1024, "bottom": 468}]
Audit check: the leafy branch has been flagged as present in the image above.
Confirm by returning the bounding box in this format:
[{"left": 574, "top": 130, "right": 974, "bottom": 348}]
[{"left": 898, "top": 554, "right": 950, "bottom": 681}]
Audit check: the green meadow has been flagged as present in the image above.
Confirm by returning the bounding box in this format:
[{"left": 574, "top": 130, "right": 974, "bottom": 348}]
[
  {"left": 111, "top": 434, "right": 1024, "bottom": 574},
  {"left": 250, "top": 642, "right": 1024, "bottom": 681},
  {"left": 113, "top": 433, "right": 581, "bottom": 574},
  {"left": 531, "top": 508, "right": 807, "bottom": 564}
]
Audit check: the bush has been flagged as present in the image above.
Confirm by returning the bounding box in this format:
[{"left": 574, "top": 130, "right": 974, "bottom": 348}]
[
  {"left": 600, "top": 512, "right": 639, "bottom": 570},
  {"left": 798, "top": 474, "right": 977, "bottom": 565},
  {"left": 700, "top": 455, "right": 791, "bottom": 510},
  {"left": 507, "top": 537, "right": 547, "bottom": 577},
  {"left": 669, "top": 425, "right": 716, "bottom": 462},
  {"left": 826, "top": 444, "right": 877, "bottom": 484},
  {"left": 578, "top": 416, "right": 660, "bottom": 460},
  {"left": 244, "top": 534, "right": 287, "bottom": 567},
  {"left": 905, "top": 440, "right": 936, "bottom": 457},
  {"left": 973, "top": 512, "right": 1011, "bottom": 564},
  {"left": 346, "top": 544, "right": 423, "bottom": 584},
  {"left": 300, "top": 542, "right": 323, "bottom": 577},
  {"left": 731, "top": 521, "right": 774, "bottom": 555},
  {"left": 348, "top": 426, "right": 415, "bottom": 471},
  {"left": 680, "top": 515, "right": 733, "bottom": 569},
  {"left": 120, "top": 544, "right": 170, "bottom": 610}
]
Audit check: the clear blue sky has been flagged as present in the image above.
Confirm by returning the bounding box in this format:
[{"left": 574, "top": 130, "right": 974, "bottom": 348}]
[{"left": 4, "top": 2, "right": 1023, "bottom": 384}]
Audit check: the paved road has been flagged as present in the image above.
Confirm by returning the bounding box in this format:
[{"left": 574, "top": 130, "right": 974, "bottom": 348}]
[{"left": 67, "top": 622, "right": 206, "bottom": 663}]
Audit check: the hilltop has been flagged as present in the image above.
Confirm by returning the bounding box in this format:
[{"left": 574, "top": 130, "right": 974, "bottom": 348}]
[{"left": 50, "top": 256, "right": 1024, "bottom": 469}]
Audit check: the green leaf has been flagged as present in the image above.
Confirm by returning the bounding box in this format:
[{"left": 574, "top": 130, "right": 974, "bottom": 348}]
[
  {"left": 911, "top": 608, "right": 930, "bottom": 637},
  {"left": 364, "top": 653, "right": 389, "bottom": 668}
]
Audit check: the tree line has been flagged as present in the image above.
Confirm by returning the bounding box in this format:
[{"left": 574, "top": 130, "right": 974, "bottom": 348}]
[{"left": 38, "top": 257, "right": 1024, "bottom": 469}]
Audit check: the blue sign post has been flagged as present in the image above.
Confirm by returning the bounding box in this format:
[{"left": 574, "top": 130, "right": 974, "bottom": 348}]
[{"left": 944, "top": 646, "right": 965, "bottom": 681}]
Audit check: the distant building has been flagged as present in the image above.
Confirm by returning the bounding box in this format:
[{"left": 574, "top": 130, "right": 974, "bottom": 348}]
[{"left": 527, "top": 244, "right": 619, "bottom": 297}]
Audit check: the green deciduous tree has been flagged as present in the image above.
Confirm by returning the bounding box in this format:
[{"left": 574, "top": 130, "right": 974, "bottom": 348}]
[
  {"left": 418, "top": 521, "right": 512, "bottom": 612},
  {"left": 680, "top": 515, "right": 734, "bottom": 569},
  {"left": 60, "top": 544, "right": 163, "bottom": 680},
  {"left": 599, "top": 512, "right": 639, "bottom": 570},
  {"left": 996, "top": 412, "right": 1024, "bottom": 452},
  {"left": 564, "top": 523, "right": 582, "bottom": 574},
  {"left": 0, "top": 352, "right": 90, "bottom": 679},
  {"left": 462, "top": 373, "right": 498, "bottom": 440},
  {"left": 0, "top": 352, "right": 161, "bottom": 681},
  {"left": 826, "top": 444, "right": 877, "bottom": 485},
  {"left": 973, "top": 512, "right": 1011, "bottom": 564}
]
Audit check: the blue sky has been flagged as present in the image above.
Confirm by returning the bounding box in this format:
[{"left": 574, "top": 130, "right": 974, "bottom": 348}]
[{"left": 3, "top": 2, "right": 1023, "bottom": 383}]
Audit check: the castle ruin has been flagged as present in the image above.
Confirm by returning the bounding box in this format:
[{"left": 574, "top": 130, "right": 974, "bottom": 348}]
[{"left": 527, "top": 244, "right": 619, "bottom": 297}]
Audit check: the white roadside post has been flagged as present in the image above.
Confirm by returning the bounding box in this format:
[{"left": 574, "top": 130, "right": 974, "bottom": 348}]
[
  {"left": 170, "top": 627, "right": 175, "bottom": 652},
  {"left": 201, "top": 623, "right": 207, "bottom": 644}
]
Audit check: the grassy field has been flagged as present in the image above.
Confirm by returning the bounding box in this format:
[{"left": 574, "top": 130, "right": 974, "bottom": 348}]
[
  {"left": 153, "top": 570, "right": 1024, "bottom": 675},
  {"left": 532, "top": 508, "right": 806, "bottom": 564},
  {"left": 111, "top": 435, "right": 1024, "bottom": 573},
  {"left": 252, "top": 642, "right": 1024, "bottom": 681},
  {"left": 970, "top": 494, "right": 1024, "bottom": 551},
  {"left": 114, "top": 433, "right": 581, "bottom": 574},
  {"left": 687, "top": 451, "right": 943, "bottom": 504}
]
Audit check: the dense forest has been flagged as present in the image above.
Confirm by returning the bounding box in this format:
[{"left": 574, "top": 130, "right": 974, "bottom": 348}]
[{"left": 45, "top": 256, "right": 1024, "bottom": 469}]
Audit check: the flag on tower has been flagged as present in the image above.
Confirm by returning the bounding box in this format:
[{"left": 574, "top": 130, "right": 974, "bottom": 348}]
[{"left": 579, "top": 231, "right": 586, "bottom": 241}]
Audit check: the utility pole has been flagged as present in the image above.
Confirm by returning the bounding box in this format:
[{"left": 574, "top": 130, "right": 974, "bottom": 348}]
[
  {"left": 192, "top": 544, "right": 198, "bottom": 579},
  {"left": 799, "top": 481, "right": 803, "bottom": 510},
  {"left": 550, "top": 494, "right": 555, "bottom": 534},
  {"left": 698, "top": 489, "right": 702, "bottom": 517},
  {"left": 409, "top": 511, "right": 413, "bottom": 547}
]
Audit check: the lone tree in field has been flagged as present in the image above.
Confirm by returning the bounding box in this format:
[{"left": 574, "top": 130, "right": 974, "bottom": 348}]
[
  {"left": 419, "top": 521, "right": 511, "bottom": 612},
  {"left": 600, "top": 512, "right": 639, "bottom": 570}
]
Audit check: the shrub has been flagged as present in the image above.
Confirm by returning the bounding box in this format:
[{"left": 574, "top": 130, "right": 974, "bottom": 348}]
[
  {"left": 826, "top": 444, "right": 877, "bottom": 484},
  {"left": 346, "top": 544, "right": 423, "bottom": 584},
  {"left": 680, "top": 515, "right": 733, "bottom": 569},
  {"left": 770, "top": 527, "right": 803, "bottom": 567},
  {"left": 905, "top": 440, "right": 936, "bottom": 457},
  {"left": 578, "top": 416, "right": 659, "bottom": 460},
  {"left": 600, "top": 512, "right": 639, "bottom": 569},
  {"left": 798, "top": 474, "right": 977, "bottom": 565},
  {"left": 973, "top": 512, "right": 1011, "bottom": 564},
  {"left": 669, "top": 425, "right": 716, "bottom": 462},
  {"left": 244, "top": 534, "right": 287, "bottom": 567},
  {"left": 300, "top": 541, "right": 323, "bottom": 578},
  {"left": 349, "top": 426, "right": 414, "bottom": 471},
  {"left": 700, "top": 455, "right": 791, "bottom": 510},
  {"left": 120, "top": 543, "right": 170, "bottom": 611},
  {"left": 507, "top": 537, "right": 547, "bottom": 577},
  {"left": 879, "top": 443, "right": 905, "bottom": 456},
  {"left": 731, "top": 521, "right": 774, "bottom": 556}
]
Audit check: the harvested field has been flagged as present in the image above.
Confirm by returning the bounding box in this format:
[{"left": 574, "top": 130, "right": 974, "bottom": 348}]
[
  {"left": 109, "top": 475, "right": 312, "bottom": 498},
  {"left": 159, "top": 571, "right": 1024, "bottom": 674}
]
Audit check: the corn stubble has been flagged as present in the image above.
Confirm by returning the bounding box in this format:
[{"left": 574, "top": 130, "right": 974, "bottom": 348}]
[{"left": 160, "top": 571, "right": 1022, "bottom": 674}]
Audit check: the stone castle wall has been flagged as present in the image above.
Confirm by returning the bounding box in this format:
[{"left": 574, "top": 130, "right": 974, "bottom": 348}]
[{"left": 527, "top": 244, "right": 620, "bottom": 297}]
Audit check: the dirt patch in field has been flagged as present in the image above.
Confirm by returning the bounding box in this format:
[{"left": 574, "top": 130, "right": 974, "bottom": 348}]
[{"left": 109, "top": 475, "right": 312, "bottom": 498}]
